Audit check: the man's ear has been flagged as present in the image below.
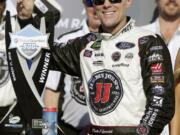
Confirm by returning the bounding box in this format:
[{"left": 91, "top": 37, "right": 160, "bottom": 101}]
[{"left": 126, "top": 0, "right": 133, "bottom": 8}]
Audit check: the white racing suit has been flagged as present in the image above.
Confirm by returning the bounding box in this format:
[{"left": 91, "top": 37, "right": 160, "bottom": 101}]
[{"left": 51, "top": 17, "right": 174, "bottom": 135}]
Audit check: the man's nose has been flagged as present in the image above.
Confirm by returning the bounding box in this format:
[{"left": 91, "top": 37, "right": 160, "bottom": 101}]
[{"left": 103, "top": 0, "right": 112, "bottom": 7}]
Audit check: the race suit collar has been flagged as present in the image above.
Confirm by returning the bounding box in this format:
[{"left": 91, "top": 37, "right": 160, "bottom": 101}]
[{"left": 99, "top": 16, "right": 135, "bottom": 40}]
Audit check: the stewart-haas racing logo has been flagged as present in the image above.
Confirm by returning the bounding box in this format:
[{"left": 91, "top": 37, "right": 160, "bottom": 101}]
[
  {"left": 0, "top": 51, "right": 9, "bottom": 87},
  {"left": 88, "top": 70, "right": 123, "bottom": 115},
  {"left": 71, "top": 76, "right": 86, "bottom": 105}
]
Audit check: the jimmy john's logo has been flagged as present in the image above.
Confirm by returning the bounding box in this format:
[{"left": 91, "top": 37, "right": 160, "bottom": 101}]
[
  {"left": 88, "top": 70, "right": 123, "bottom": 115},
  {"left": 116, "top": 42, "right": 135, "bottom": 50},
  {"left": 9, "top": 25, "right": 49, "bottom": 60}
]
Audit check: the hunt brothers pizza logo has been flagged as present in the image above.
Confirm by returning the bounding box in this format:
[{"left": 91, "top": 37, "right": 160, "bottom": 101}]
[{"left": 88, "top": 70, "right": 123, "bottom": 115}]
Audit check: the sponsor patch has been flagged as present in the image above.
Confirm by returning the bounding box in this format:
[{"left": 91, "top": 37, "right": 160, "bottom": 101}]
[
  {"left": 84, "top": 50, "right": 92, "bottom": 57},
  {"left": 93, "top": 61, "right": 103, "bottom": 66},
  {"left": 4, "top": 124, "right": 23, "bottom": 128},
  {"left": 86, "top": 33, "right": 97, "bottom": 42},
  {"left": 148, "top": 53, "right": 163, "bottom": 63},
  {"left": 148, "top": 111, "right": 158, "bottom": 126},
  {"left": 111, "top": 52, "right": 121, "bottom": 61},
  {"left": 152, "top": 85, "right": 165, "bottom": 95},
  {"left": 116, "top": 42, "right": 135, "bottom": 50},
  {"left": 150, "top": 46, "right": 163, "bottom": 51},
  {"left": 94, "top": 52, "right": 104, "bottom": 57},
  {"left": 150, "top": 63, "right": 163, "bottom": 74},
  {"left": 9, "top": 116, "right": 20, "bottom": 124},
  {"left": 142, "top": 107, "right": 153, "bottom": 124},
  {"left": 136, "top": 124, "right": 149, "bottom": 135},
  {"left": 125, "top": 53, "right": 134, "bottom": 61},
  {"left": 112, "top": 63, "right": 129, "bottom": 67},
  {"left": 150, "top": 76, "right": 165, "bottom": 83},
  {"left": 151, "top": 96, "right": 163, "bottom": 107},
  {"left": 91, "top": 41, "right": 101, "bottom": 50},
  {"left": 88, "top": 70, "right": 123, "bottom": 115},
  {"left": 4, "top": 114, "right": 23, "bottom": 129}
]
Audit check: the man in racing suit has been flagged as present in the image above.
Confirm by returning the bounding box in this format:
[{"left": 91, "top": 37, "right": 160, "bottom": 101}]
[
  {"left": 51, "top": 17, "right": 174, "bottom": 135},
  {"left": 17, "top": 0, "right": 175, "bottom": 134}
]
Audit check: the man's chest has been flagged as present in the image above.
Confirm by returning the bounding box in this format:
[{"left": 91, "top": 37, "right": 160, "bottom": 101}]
[{"left": 80, "top": 39, "right": 142, "bottom": 81}]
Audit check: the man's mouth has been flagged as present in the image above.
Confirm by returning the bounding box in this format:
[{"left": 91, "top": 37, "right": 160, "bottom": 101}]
[{"left": 103, "top": 11, "right": 115, "bottom": 15}]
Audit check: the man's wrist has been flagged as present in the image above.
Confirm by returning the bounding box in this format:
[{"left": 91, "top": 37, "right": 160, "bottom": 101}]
[{"left": 17, "top": 16, "right": 34, "bottom": 28}]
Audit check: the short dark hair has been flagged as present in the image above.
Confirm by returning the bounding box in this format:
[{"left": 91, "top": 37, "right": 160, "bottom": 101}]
[{"left": 83, "top": 0, "right": 93, "bottom": 7}]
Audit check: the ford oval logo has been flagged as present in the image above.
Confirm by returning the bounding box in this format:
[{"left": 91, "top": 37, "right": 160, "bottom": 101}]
[{"left": 116, "top": 42, "right": 135, "bottom": 49}]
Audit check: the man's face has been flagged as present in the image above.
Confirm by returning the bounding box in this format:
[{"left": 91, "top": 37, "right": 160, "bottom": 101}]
[
  {"left": 93, "top": 0, "right": 132, "bottom": 33},
  {"left": 157, "top": 0, "right": 180, "bottom": 20},
  {"left": 16, "top": 0, "right": 34, "bottom": 19},
  {"left": 85, "top": 6, "right": 101, "bottom": 31}
]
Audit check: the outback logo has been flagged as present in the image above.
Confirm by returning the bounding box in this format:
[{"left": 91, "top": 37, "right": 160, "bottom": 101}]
[
  {"left": 111, "top": 52, "right": 121, "bottom": 61},
  {"left": 0, "top": 51, "right": 9, "bottom": 87},
  {"left": 116, "top": 42, "right": 135, "bottom": 50},
  {"left": 9, "top": 24, "right": 49, "bottom": 60},
  {"left": 9, "top": 116, "right": 21, "bottom": 124}
]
